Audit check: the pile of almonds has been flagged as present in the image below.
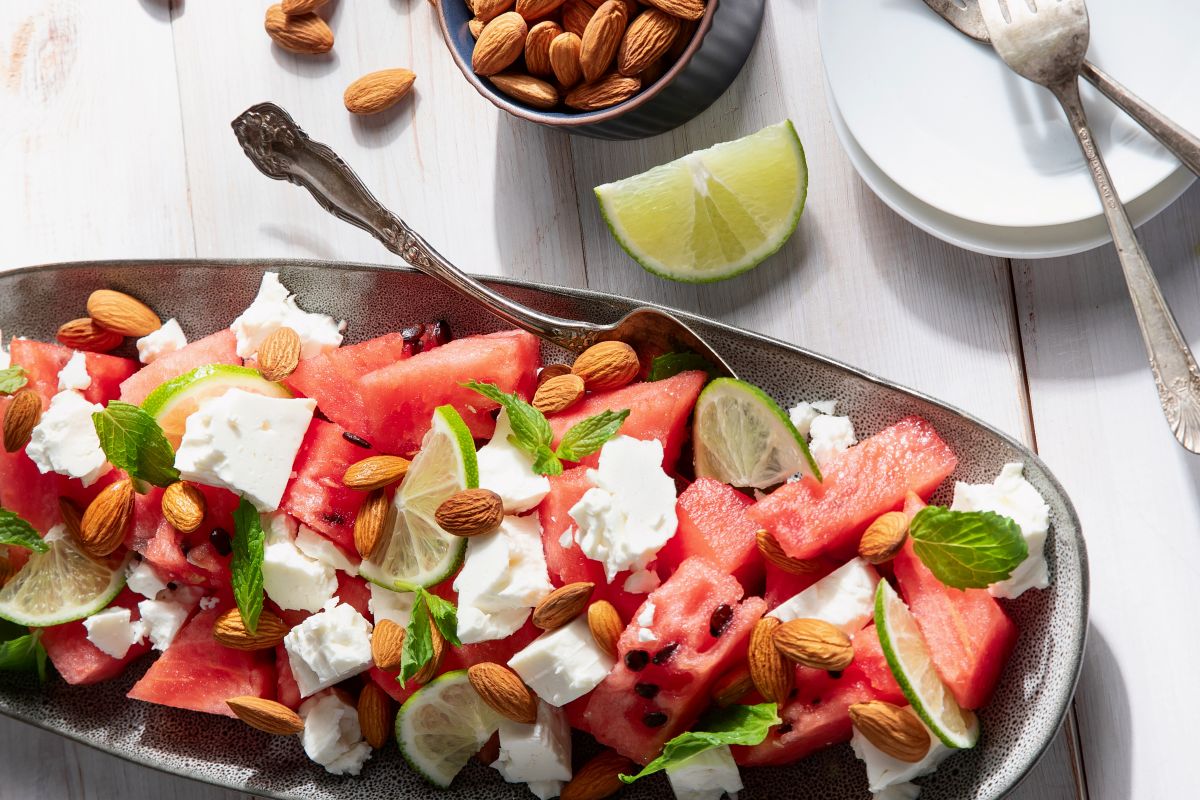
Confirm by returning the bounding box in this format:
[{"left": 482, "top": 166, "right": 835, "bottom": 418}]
[{"left": 469, "top": 0, "right": 705, "bottom": 112}]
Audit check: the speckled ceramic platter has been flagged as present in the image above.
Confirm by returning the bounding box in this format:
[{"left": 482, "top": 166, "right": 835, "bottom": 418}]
[{"left": 0, "top": 260, "right": 1087, "bottom": 800}]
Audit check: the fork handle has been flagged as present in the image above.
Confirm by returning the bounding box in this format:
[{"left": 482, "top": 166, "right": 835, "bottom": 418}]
[
  {"left": 1052, "top": 80, "right": 1200, "bottom": 452},
  {"left": 1081, "top": 60, "right": 1200, "bottom": 178}
]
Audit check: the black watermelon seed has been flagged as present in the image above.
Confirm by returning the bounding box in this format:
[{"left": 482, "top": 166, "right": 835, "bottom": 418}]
[
  {"left": 652, "top": 643, "right": 679, "bottom": 665},
  {"left": 643, "top": 711, "right": 668, "bottom": 728},
  {"left": 634, "top": 682, "right": 660, "bottom": 699},
  {"left": 778, "top": 723, "right": 793, "bottom": 734},
  {"left": 323, "top": 511, "right": 348, "bottom": 526},
  {"left": 209, "top": 528, "right": 233, "bottom": 556},
  {"left": 342, "top": 431, "right": 372, "bottom": 449},
  {"left": 625, "top": 650, "right": 650, "bottom": 671},
  {"left": 166, "top": 581, "right": 178, "bottom": 592},
  {"left": 828, "top": 670, "right": 843, "bottom": 680},
  {"left": 709, "top": 603, "right": 733, "bottom": 637}
]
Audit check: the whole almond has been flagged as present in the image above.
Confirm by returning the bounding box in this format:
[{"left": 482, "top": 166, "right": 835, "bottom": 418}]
[
  {"left": 58, "top": 497, "right": 84, "bottom": 542},
  {"left": 756, "top": 529, "right": 823, "bottom": 576},
  {"left": 265, "top": 4, "right": 334, "bottom": 54},
  {"left": 571, "top": 340, "right": 640, "bottom": 390},
  {"left": 468, "top": 662, "right": 538, "bottom": 724},
  {"left": 412, "top": 618, "right": 446, "bottom": 684},
  {"left": 474, "top": 0, "right": 515, "bottom": 22},
  {"left": 257, "top": 326, "right": 302, "bottom": 382},
  {"left": 516, "top": 0, "right": 568, "bottom": 20},
  {"left": 343, "top": 455, "right": 411, "bottom": 491},
  {"left": 859, "top": 511, "right": 909, "bottom": 565},
  {"left": 57, "top": 318, "right": 123, "bottom": 353},
  {"left": 472, "top": 12, "right": 528, "bottom": 76},
  {"left": 469, "top": 17, "right": 485, "bottom": 38},
  {"left": 748, "top": 616, "right": 793, "bottom": 704},
  {"left": 562, "top": 0, "right": 595, "bottom": 37},
  {"left": 227, "top": 696, "right": 304, "bottom": 735},
  {"left": 580, "top": 1, "right": 628, "bottom": 82},
  {"left": 562, "top": 749, "right": 636, "bottom": 800},
  {"left": 532, "top": 373, "right": 585, "bottom": 415},
  {"left": 618, "top": 8, "right": 680, "bottom": 76},
  {"left": 354, "top": 489, "right": 391, "bottom": 560},
  {"left": 587, "top": 600, "right": 623, "bottom": 659},
  {"left": 3, "top": 389, "right": 42, "bottom": 453},
  {"left": 537, "top": 363, "right": 573, "bottom": 387},
  {"left": 565, "top": 73, "right": 641, "bottom": 110},
  {"left": 435, "top": 489, "right": 505, "bottom": 537},
  {"left": 344, "top": 69, "right": 417, "bottom": 115},
  {"left": 642, "top": 0, "right": 705, "bottom": 21},
  {"left": 371, "top": 618, "right": 406, "bottom": 672},
  {"left": 549, "top": 32, "right": 584, "bottom": 87},
  {"left": 162, "top": 481, "right": 206, "bottom": 534},
  {"left": 87, "top": 290, "right": 161, "bottom": 337},
  {"left": 849, "top": 701, "right": 932, "bottom": 763},
  {"left": 525, "top": 21, "right": 563, "bottom": 77},
  {"left": 711, "top": 664, "right": 754, "bottom": 707},
  {"left": 281, "top": 0, "right": 327, "bottom": 13},
  {"left": 489, "top": 73, "right": 560, "bottom": 110},
  {"left": 80, "top": 479, "right": 134, "bottom": 558},
  {"left": 773, "top": 618, "right": 854, "bottom": 671},
  {"left": 213, "top": 608, "right": 290, "bottom": 650},
  {"left": 358, "top": 682, "right": 393, "bottom": 749},
  {"left": 532, "top": 582, "right": 594, "bottom": 630}
]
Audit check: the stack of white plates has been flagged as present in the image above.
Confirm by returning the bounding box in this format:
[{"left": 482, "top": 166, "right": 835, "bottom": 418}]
[{"left": 818, "top": 0, "right": 1200, "bottom": 258}]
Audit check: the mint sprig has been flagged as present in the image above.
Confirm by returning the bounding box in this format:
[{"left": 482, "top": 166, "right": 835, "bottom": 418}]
[
  {"left": 620, "top": 703, "right": 780, "bottom": 784},
  {"left": 0, "top": 366, "right": 28, "bottom": 395},
  {"left": 909, "top": 505, "right": 1028, "bottom": 590},
  {"left": 0, "top": 620, "right": 48, "bottom": 680},
  {"left": 92, "top": 402, "right": 180, "bottom": 489},
  {"left": 396, "top": 585, "right": 461, "bottom": 686},
  {"left": 231, "top": 499, "right": 265, "bottom": 634},
  {"left": 0, "top": 509, "right": 48, "bottom": 553},
  {"left": 556, "top": 409, "right": 630, "bottom": 462},
  {"left": 647, "top": 352, "right": 719, "bottom": 382}
]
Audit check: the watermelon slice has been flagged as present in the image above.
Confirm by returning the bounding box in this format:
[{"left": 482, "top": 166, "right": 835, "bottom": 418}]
[
  {"left": 285, "top": 332, "right": 415, "bottom": 432},
  {"left": 39, "top": 589, "right": 151, "bottom": 685},
  {"left": 279, "top": 419, "right": 369, "bottom": 556},
  {"left": 124, "top": 486, "right": 239, "bottom": 590},
  {"left": 656, "top": 478, "right": 763, "bottom": 591},
  {"left": 8, "top": 339, "right": 137, "bottom": 407},
  {"left": 336, "top": 573, "right": 372, "bottom": 619},
  {"left": 749, "top": 417, "right": 957, "bottom": 561},
  {"left": 127, "top": 607, "right": 275, "bottom": 717},
  {"left": 276, "top": 643, "right": 303, "bottom": 710},
  {"left": 583, "top": 557, "right": 767, "bottom": 765},
  {"left": 118, "top": 329, "right": 240, "bottom": 405},
  {"left": 548, "top": 371, "right": 707, "bottom": 470}
]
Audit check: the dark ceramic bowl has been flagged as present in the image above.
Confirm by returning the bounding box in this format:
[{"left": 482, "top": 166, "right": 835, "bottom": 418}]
[{"left": 436, "top": 0, "right": 766, "bottom": 139}]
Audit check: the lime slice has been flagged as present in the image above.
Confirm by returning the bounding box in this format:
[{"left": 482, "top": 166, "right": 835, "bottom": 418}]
[
  {"left": 874, "top": 580, "right": 980, "bottom": 749},
  {"left": 142, "top": 364, "right": 291, "bottom": 448},
  {"left": 396, "top": 669, "right": 504, "bottom": 788},
  {"left": 595, "top": 120, "right": 808, "bottom": 283},
  {"left": 361, "top": 405, "right": 477, "bottom": 589},
  {"left": 693, "top": 378, "right": 820, "bottom": 489},
  {"left": 0, "top": 531, "right": 128, "bottom": 627}
]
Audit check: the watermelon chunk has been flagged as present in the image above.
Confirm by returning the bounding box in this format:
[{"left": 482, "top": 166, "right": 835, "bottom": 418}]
[
  {"left": 584, "top": 557, "right": 767, "bottom": 764},
  {"left": 276, "top": 643, "right": 303, "bottom": 710},
  {"left": 279, "top": 419, "right": 369, "bottom": 556},
  {"left": 336, "top": 573, "right": 372, "bottom": 619},
  {"left": 749, "top": 417, "right": 957, "bottom": 561},
  {"left": 40, "top": 589, "right": 151, "bottom": 685},
  {"left": 118, "top": 329, "right": 240, "bottom": 405},
  {"left": 656, "top": 478, "right": 763, "bottom": 591},
  {"left": 285, "top": 332, "right": 415, "bottom": 432},
  {"left": 548, "top": 371, "right": 707, "bottom": 470},
  {"left": 350, "top": 330, "right": 540, "bottom": 455},
  {"left": 853, "top": 624, "right": 905, "bottom": 700},
  {"left": 127, "top": 607, "right": 274, "bottom": 717},
  {"left": 8, "top": 339, "right": 137, "bottom": 407}
]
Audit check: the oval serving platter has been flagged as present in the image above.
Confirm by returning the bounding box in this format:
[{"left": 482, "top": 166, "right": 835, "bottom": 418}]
[{"left": 0, "top": 260, "right": 1087, "bottom": 800}]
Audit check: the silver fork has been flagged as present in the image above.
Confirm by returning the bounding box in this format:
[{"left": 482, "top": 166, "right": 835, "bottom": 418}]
[
  {"left": 978, "top": 0, "right": 1200, "bottom": 453},
  {"left": 925, "top": 0, "right": 1200, "bottom": 177}
]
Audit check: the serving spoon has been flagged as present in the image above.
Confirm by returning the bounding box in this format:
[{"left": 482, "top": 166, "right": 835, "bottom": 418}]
[{"left": 230, "top": 102, "right": 735, "bottom": 378}]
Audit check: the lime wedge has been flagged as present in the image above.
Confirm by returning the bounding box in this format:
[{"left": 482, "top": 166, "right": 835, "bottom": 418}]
[
  {"left": 396, "top": 669, "right": 504, "bottom": 788},
  {"left": 360, "top": 405, "right": 477, "bottom": 590},
  {"left": 142, "top": 364, "right": 291, "bottom": 448},
  {"left": 595, "top": 120, "right": 807, "bottom": 283},
  {"left": 693, "top": 378, "right": 820, "bottom": 489},
  {"left": 874, "top": 580, "right": 980, "bottom": 749},
  {"left": 0, "top": 529, "right": 128, "bottom": 627}
]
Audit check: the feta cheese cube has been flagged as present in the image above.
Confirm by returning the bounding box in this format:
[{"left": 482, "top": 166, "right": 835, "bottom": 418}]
[
  {"left": 57, "top": 351, "right": 91, "bottom": 392},
  {"left": 808, "top": 414, "right": 857, "bottom": 467},
  {"left": 295, "top": 524, "right": 359, "bottom": 576},
  {"left": 83, "top": 607, "right": 142, "bottom": 659},
  {"left": 125, "top": 559, "right": 168, "bottom": 600},
  {"left": 769, "top": 558, "right": 879, "bottom": 635},
  {"left": 850, "top": 715, "right": 949, "bottom": 793},
  {"left": 137, "top": 598, "right": 190, "bottom": 651},
  {"left": 26, "top": 390, "right": 109, "bottom": 487},
  {"left": 492, "top": 701, "right": 573, "bottom": 800},
  {"left": 508, "top": 616, "right": 615, "bottom": 707},
  {"left": 299, "top": 691, "right": 373, "bottom": 776},
  {"left": 263, "top": 535, "right": 337, "bottom": 613},
  {"left": 231, "top": 272, "right": 345, "bottom": 361},
  {"left": 477, "top": 410, "right": 551, "bottom": 513},
  {"left": 285, "top": 600, "right": 374, "bottom": 698},
  {"left": 665, "top": 745, "right": 744, "bottom": 800},
  {"left": 454, "top": 515, "right": 554, "bottom": 645},
  {"left": 136, "top": 318, "right": 187, "bottom": 365},
  {"left": 787, "top": 400, "right": 837, "bottom": 438},
  {"left": 174, "top": 389, "right": 316, "bottom": 512},
  {"left": 369, "top": 584, "right": 415, "bottom": 627}
]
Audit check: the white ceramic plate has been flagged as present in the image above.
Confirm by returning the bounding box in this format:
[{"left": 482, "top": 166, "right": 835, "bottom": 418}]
[{"left": 818, "top": 0, "right": 1200, "bottom": 229}]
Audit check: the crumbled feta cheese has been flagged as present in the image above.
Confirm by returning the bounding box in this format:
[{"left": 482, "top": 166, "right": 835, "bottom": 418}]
[
  {"left": 665, "top": 745, "right": 744, "bottom": 800},
  {"left": 264, "top": 511, "right": 297, "bottom": 544},
  {"left": 623, "top": 568, "right": 661, "bottom": 594},
  {"left": 57, "top": 351, "right": 91, "bottom": 392},
  {"left": 569, "top": 436, "right": 677, "bottom": 585},
  {"left": 808, "top": 414, "right": 857, "bottom": 467},
  {"left": 637, "top": 628, "right": 658, "bottom": 643},
  {"left": 285, "top": 600, "right": 374, "bottom": 698},
  {"left": 770, "top": 558, "right": 879, "bottom": 635},
  {"left": 231, "top": 272, "right": 345, "bottom": 360},
  {"left": 369, "top": 584, "right": 415, "bottom": 627},
  {"left": 477, "top": 410, "right": 552, "bottom": 514},
  {"left": 137, "top": 599, "right": 189, "bottom": 651},
  {"left": 508, "top": 616, "right": 615, "bottom": 707},
  {"left": 788, "top": 400, "right": 837, "bottom": 438},
  {"left": 136, "top": 318, "right": 187, "bottom": 365},
  {"left": 295, "top": 524, "right": 359, "bottom": 576},
  {"left": 455, "top": 515, "right": 554, "bottom": 644},
  {"left": 951, "top": 463, "right": 1051, "bottom": 599},
  {"left": 125, "top": 559, "right": 168, "bottom": 600},
  {"left": 851, "top": 715, "right": 949, "bottom": 794},
  {"left": 26, "top": 390, "right": 109, "bottom": 487},
  {"left": 263, "top": 533, "right": 337, "bottom": 613},
  {"left": 492, "top": 701, "right": 573, "bottom": 800},
  {"left": 83, "top": 607, "right": 142, "bottom": 659},
  {"left": 299, "top": 691, "right": 373, "bottom": 776},
  {"left": 637, "top": 601, "right": 656, "bottom": 628},
  {"left": 558, "top": 528, "right": 574, "bottom": 549},
  {"left": 174, "top": 389, "right": 316, "bottom": 512},
  {"left": 199, "top": 596, "right": 220, "bottom": 611}
]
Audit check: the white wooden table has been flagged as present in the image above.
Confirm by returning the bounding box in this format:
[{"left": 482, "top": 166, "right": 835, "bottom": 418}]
[{"left": 1, "top": 0, "right": 1197, "bottom": 798}]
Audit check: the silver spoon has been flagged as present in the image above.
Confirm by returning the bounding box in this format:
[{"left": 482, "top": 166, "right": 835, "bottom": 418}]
[{"left": 230, "top": 102, "right": 735, "bottom": 378}]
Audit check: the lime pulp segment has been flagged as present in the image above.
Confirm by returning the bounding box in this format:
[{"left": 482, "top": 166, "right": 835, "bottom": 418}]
[
  {"left": 0, "top": 532, "right": 128, "bottom": 628},
  {"left": 141, "top": 364, "right": 292, "bottom": 448},
  {"left": 396, "top": 670, "right": 505, "bottom": 788}
]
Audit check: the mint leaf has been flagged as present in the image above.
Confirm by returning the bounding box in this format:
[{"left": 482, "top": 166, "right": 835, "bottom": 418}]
[
  {"left": 399, "top": 591, "right": 432, "bottom": 686},
  {"left": 424, "top": 590, "right": 461, "bottom": 648},
  {"left": 0, "top": 632, "right": 43, "bottom": 673},
  {"left": 532, "top": 445, "right": 564, "bottom": 476},
  {"left": 231, "top": 499, "right": 265, "bottom": 634},
  {"left": 647, "top": 352, "right": 719, "bottom": 382},
  {"left": 0, "top": 508, "right": 48, "bottom": 553},
  {"left": 465, "top": 381, "right": 563, "bottom": 476},
  {"left": 556, "top": 409, "right": 629, "bottom": 462},
  {"left": 92, "top": 402, "right": 180, "bottom": 488},
  {"left": 0, "top": 367, "right": 27, "bottom": 395},
  {"left": 909, "top": 505, "right": 1028, "bottom": 590},
  {"left": 620, "top": 703, "right": 781, "bottom": 784}
]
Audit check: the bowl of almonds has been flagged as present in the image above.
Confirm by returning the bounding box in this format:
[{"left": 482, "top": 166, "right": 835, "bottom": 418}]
[{"left": 437, "top": 0, "right": 765, "bottom": 139}]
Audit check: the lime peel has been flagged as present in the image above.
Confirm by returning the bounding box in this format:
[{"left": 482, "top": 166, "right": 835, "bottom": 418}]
[
  {"left": 396, "top": 669, "right": 504, "bottom": 788},
  {"left": 0, "top": 530, "right": 129, "bottom": 628}
]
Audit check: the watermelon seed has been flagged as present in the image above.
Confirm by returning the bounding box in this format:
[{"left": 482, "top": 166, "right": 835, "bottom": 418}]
[
  {"left": 652, "top": 643, "right": 679, "bottom": 665},
  {"left": 634, "top": 682, "right": 660, "bottom": 699},
  {"left": 709, "top": 604, "right": 733, "bottom": 637},
  {"left": 342, "top": 431, "right": 372, "bottom": 449},
  {"left": 777, "top": 723, "right": 793, "bottom": 734},
  {"left": 210, "top": 528, "right": 233, "bottom": 556},
  {"left": 323, "top": 511, "right": 348, "bottom": 527},
  {"left": 642, "top": 711, "right": 668, "bottom": 728},
  {"left": 827, "top": 670, "right": 843, "bottom": 679},
  {"left": 625, "top": 650, "right": 650, "bottom": 672},
  {"left": 166, "top": 581, "right": 178, "bottom": 591}
]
